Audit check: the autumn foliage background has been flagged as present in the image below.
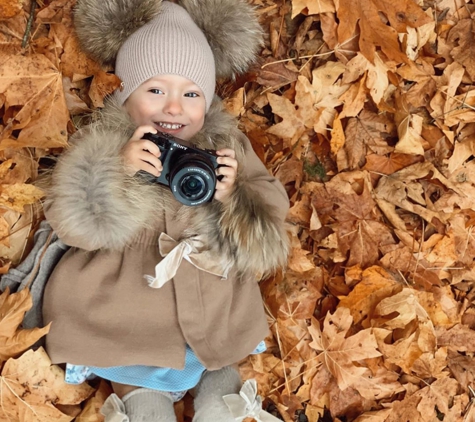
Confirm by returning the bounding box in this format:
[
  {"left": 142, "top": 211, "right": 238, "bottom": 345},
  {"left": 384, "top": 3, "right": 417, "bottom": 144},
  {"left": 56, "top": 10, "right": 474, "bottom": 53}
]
[{"left": 1, "top": 0, "right": 475, "bottom": 420}]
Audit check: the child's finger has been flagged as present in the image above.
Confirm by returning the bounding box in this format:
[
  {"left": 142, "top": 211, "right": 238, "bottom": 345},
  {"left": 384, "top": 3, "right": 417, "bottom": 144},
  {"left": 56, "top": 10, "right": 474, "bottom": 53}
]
[
  {"left": 131, "top": 125, "right": 158, "bottom": 141},
  {"left": 217, "top": 156, "right": 238, "bottom": 170},
  {"left": 216, "top": 148, "right": 236, "bottom": 158},
  {"left": 216, "top": 165, "right": 236, "bottom": 180}
]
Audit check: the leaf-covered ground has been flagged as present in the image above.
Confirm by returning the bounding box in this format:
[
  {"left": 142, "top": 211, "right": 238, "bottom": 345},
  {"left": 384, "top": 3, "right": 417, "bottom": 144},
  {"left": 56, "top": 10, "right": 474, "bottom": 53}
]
[{"left": 1, "top": 0, "right": 475, "bottom": 421}]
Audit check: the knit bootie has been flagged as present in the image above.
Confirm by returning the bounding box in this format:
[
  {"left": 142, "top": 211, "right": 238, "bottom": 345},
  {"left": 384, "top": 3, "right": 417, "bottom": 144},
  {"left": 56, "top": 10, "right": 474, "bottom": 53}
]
[
  {"left": 101, "top": 388, "right": 177, "bottom": 422},
  {"left": 192, "top": 366, "right": 242, "bottom": 422}
]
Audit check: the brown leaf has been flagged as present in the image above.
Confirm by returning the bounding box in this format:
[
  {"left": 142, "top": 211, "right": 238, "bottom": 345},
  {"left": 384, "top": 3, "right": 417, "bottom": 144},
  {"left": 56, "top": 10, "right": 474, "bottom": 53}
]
[
  {"left": 61, "top": 32, "right": 102, "bottom": 81},
  {"left": 257, "top": 59, "right": 299, "bottom": 89},
  {"left": 342, "top": 52, "right": 390, "bottom": 105},
  {"left": 364, "top": 153, "right": 422, "bottom": 177},
  {"left": 311, "top": 171, "right": 395, "bottom": 267},
  {"left": 415, "top": 378, "right": 460, "bottom": 421},
  {"left": 266, "top": 92, "right": 306, "bottom": 146},
  {"left": 448, "top": 18, "right": 475, "bottom": 80},
  {"left": 89, "top": 71, "right": 122, "bottom": 108},
  {"left": 338, "top": 266, "right": 402, "bottom": 327},
  {"left": 383, "top": 394, "right": 423, "bottom": 422},
  {"left": 296, "top": 63, "right": 349, "bottom": 135},
  {"left": 0, "top": 347, "right": 94, "bottom": 421},
  {"left": 308, "top": 308, "right": 382, "bottom": 391},
  {"left": 337, "top": 0, "right": 432, "bottom": 64},
  {"left": 0, "top": 287, "right": 50, "bottom": 362},
  {"left": 0, "top": 54, "right": 69, "bottom": 148},
  {"left": 76, "top": 379, "right": 113, "bottom": 422},
  {"left": 338, "top": 110, "right": 395, "bottom": 171},
  {"left": 437, "top": 324, "right": 475, "bottom": 352},
  {"left": 291, "top": 0, "right": 335, "bottom": 19}
]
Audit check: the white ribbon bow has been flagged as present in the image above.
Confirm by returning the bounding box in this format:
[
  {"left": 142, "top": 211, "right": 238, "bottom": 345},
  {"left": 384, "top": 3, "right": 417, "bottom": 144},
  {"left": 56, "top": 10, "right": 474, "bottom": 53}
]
[
  {"left": 145, "top": 233, "right": 231, "bottom": 288},
  {"left": 100, "top": 393, "right": 129, "bottom": 422},
  {"left": 223, "top": 379, "right": 281, "bottom": 422}
]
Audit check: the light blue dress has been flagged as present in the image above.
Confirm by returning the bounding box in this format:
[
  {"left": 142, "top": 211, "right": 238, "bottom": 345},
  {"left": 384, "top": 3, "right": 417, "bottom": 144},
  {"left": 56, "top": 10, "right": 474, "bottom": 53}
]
[{"left": 65, "top": 341, "right": 266, "bottom": 400}]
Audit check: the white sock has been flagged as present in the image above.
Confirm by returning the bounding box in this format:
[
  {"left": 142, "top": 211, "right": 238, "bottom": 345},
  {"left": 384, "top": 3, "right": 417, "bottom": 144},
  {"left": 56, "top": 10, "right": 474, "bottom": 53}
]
[{"left": 193, "top": 366, "right": 242, "bottom": 422}]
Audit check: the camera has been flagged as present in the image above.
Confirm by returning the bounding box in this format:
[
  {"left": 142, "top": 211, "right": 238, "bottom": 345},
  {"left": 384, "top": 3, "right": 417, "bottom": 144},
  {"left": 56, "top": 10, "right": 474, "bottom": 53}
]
[{"left": 141, "top": 132, "right": 220, "bottom": 206}]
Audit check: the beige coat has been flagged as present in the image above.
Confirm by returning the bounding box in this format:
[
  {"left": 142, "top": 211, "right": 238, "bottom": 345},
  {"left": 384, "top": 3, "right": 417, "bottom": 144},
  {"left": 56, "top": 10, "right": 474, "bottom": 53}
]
[{"left": 42, "top": 97, "right": 289, "bottom": 370}]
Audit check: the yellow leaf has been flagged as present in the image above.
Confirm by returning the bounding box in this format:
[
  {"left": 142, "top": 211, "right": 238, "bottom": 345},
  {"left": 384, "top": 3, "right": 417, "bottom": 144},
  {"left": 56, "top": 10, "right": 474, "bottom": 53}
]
[
  {"left": 0, "top": 55, "right": 69, "bottom": 149},
  {"left": 0, "top": 348, "right": 94, "bottom": 421},
  {"left": 0, "top": 288, "right": 50, "bottom": 362},
  {"left": 0, "top": 183, "right": 44, "bottom": 212}
]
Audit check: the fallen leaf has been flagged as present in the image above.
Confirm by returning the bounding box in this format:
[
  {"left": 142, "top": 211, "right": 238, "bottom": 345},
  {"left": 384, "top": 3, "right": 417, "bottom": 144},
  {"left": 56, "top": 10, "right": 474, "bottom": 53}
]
[
  {"left": 0, "top": 288, "right": 50, "bottom": 362},
  {"left": 448, "top": 18, "right": 475, "bottom": 80},
  {"left": 75, "top": 379, "right": 113, "bottom": 422},
  {"left": 308, "top": 308, "right": 382, "bottom": 391},
  {"left": 291, "top": 0, "right": 335, "bottom": 18},
  {"left": 0, "top": 347, "right": 94, "bottom": 421},
  {"left": 0, "top": 0, "right": 24, "bottom": 19},
  {"left": 337, "top": 0, "right": 432, "bottom": 64},
  {"left": 0, "top": 54, "right": 69, "bottom": 148},
  {"left": 338, "top": 266, "right": 402, "bottom": 327},
  {"left": 437, "top": 324, "right": 475, "bottom": 352},
  {"left": 88, "top": 71, "right": 122, "bottom": 108},
  {"left": 0, "top": 183, "right": 44, "bottom": 212}
]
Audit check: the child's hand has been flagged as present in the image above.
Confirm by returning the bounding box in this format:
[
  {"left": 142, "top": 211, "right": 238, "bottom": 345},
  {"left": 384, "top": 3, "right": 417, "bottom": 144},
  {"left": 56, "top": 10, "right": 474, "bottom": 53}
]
[
  {"left": 121, "top": 126, "right": 163, "bottom": 177},
  {"left": 214, "top": 148, "right": 238, "bottom": 202}
]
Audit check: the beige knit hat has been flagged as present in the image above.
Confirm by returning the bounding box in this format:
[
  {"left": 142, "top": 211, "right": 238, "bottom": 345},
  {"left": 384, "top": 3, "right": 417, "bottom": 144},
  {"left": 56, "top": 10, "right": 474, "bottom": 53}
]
[
  {"left": 114, "top": 2, "right": 216, "bottom": 110},
  {"left": 74, "top": 0, "right": 264, "bottom": 108}
]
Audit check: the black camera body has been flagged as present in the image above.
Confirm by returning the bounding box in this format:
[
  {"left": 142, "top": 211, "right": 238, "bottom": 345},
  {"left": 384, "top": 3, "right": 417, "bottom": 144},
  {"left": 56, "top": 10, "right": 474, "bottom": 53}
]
[{"left": 142, "top": 132, "right": 220, "bottom": 206}]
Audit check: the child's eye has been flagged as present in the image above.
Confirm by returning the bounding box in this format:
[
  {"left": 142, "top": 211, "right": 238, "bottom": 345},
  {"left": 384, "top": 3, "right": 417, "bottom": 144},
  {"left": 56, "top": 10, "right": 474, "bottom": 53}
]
[
  {"left": 149, "top": 89, "right": 163, "bottom": 95},
  {"left": 185, "top": 92, "right": 199, "bottom": 98}
]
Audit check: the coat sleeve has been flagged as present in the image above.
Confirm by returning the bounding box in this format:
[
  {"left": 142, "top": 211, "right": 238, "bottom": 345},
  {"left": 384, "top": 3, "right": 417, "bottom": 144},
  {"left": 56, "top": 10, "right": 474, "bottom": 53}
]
[
  {"left": 191, "top": 132, "right": 290, "bottom": 278},
  {"left": 43, "top": 125, "right": 161, "bottom": 251}
]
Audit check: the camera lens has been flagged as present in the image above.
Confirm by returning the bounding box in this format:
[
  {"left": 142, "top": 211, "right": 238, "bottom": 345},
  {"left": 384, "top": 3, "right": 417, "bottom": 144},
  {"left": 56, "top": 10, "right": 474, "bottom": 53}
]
[
  {"left": 169, "top": 154, "right": 217, "bottom": 206},
  {"left": 180, "top": 175, "right": 206, "bottom": 198}
]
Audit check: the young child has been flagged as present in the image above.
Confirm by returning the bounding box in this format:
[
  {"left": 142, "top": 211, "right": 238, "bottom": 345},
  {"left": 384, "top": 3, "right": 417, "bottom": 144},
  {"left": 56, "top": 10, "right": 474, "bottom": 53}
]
[{"left": 42, "top": 0, "right": 289, "bottom": 420}]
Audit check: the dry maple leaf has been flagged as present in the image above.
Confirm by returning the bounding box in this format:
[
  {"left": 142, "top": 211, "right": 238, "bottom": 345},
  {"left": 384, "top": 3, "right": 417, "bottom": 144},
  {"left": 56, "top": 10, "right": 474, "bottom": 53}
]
[
  {"left": 437, "top": 324, "right": 475, "bottom": 352},
  {"left": 75, "top": 379, "right": 113, "bottom": 422},
  {"left": 0, "top": 54, "right": 69, "bottom": 149},
  {"left": 337, "top": 0, "right": 432, "bottom": 64},
  {"left": 0, "top": 287, "right": 50, "bottom": 362},
  {"left": 448, "top": 18, "right": 475, "bottom": 80},
  {"left": 342, "top": 52, "right": 390, "bottom": 106},
  {"left": 291, "top": 0, "right": 335, "bottom": 19},
  {"left": 0, "top": 183, "right": 44, "bottom": 213},
  {"left": 0, "top": 347, "right": 94, "bottom": 421},
  {"left": 338, "top": 266, "right": 402, "bottom": 328},
  {"left": 337, "top": 109, "right": 395, "bottom": 172},
  {"left": 308, "top": 308, "right": 382, "bottom": 391},
  {"left": 311, "top": 171, "right": 395, "bottom": 267}
]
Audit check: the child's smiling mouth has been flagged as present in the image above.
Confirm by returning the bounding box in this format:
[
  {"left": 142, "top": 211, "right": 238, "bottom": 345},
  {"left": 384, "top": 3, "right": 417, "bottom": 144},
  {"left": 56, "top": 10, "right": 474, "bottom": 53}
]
[{"left": 157, "top": 122, "right": 184, "bottom": 130}]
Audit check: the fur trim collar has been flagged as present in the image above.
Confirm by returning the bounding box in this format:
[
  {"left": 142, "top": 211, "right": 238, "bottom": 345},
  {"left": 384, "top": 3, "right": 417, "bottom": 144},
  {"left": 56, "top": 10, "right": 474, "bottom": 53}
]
[{"left": 45, "top": 96, "right": 289, "bottom": 278}]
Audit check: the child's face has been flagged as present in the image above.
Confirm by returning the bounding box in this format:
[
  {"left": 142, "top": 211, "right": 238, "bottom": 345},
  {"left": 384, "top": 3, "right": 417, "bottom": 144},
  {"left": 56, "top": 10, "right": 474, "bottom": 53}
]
[{"left": 125, "top": 74, "right": 206, "bottom": 141}]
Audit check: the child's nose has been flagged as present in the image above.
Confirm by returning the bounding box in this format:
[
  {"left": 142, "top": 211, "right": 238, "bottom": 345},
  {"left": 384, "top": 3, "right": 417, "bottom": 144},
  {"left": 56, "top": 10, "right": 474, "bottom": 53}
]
[{"left": 163, "top": 98, "right": 183, "bottom": 116}]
